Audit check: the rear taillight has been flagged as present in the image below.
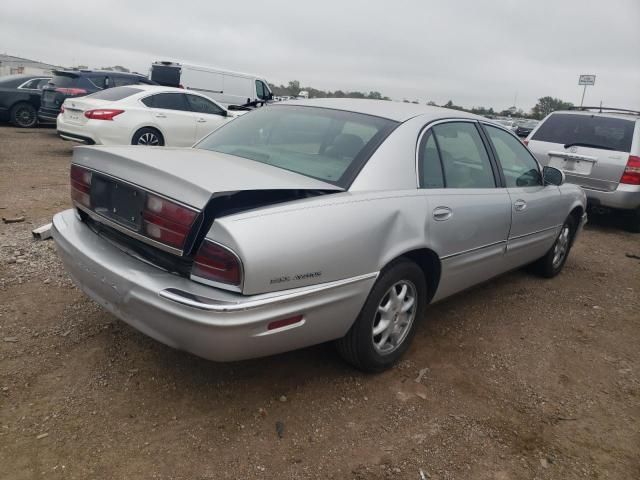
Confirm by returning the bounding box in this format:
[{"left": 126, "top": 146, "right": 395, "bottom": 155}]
[
  {"left": 523, "top": 139, "right": 529, "bottom": 146},
  {"left": 55, "top": 87, "right": 87, "bottom": 96},
  {"left": 191, "top": 240, "right": 242, "bottom": 287},
  {"left": 84, "top": 109, "right": 124, "bottom": 121},
  {"left": 70, "top": 164, "right": 92, "bottom": 208},
  {"left": 620, "top": 155, "right": 640, "bottom": 185},
  {"left": 141, "top": 194, "right": 198, "bottom": 250},
  {"left": 60, "top": 105, "right": 65, "bottom": 114}
]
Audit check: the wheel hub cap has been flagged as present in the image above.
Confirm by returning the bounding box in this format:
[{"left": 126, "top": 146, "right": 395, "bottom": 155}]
[{"left": 372, "top": 280, "right": 417, "bottom": 355}]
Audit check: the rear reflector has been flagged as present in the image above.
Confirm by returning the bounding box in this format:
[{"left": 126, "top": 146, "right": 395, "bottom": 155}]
[
  {"left": 70, "top": 164, "right": 92, "bottom": 208},
  {"left": 84, "top": 109, "right": 124, "bottom": 121},
  {"left": 268, "top": 315, "right": 304, "bottom": 331},
  {"left": 141, "top": 193, "right": 198, "bottom": 250},
  {"left": 191, "top": 240, "right": 242, "bottom": 287},
  {"left": 55, "top": 87, "right": 87, "bottom": 96},
  {"left": 620, "top": 155, "right": 640, "bottom": 185}
]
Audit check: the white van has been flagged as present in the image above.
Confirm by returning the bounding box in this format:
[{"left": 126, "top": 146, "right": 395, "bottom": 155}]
[{"left": 150, "top": 61, "right": 273, "bottom": 107}]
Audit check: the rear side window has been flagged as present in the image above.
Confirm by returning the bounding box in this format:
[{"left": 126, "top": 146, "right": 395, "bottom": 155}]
[
  {"left": 87, "top": 87, "right": 142, "bottom": 101},
  {"left": 431, "top": 122, "right": 495, "bottom": 188},
  {"left": 113, "top": 76, "right": 138, "bottom": 87},
  {"left": 418, "top": 130, "right": 445, "bottom": 188},
  {"left": 87, "top": 75, "right": 108, "bottom": 89},
  {"left": 531, "top": 113, "right": 635, "bottom": 152},
  {"left": 142, "top": 93, "right": 189, "bottom": 111}
]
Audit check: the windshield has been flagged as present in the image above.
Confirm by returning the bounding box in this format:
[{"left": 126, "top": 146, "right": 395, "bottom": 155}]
[
  {"left": 531, "top": 113, "right": 634, "bottom": 152},
  {"left": 196, "top": 105, "right": 398, "bottom": 187}
]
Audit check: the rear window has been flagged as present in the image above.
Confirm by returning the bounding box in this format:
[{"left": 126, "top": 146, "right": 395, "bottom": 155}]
[
  {"left": 531, "top": 113, "right": 635, "bottom": 152},
  {"left": 87, "top": 87, "right": 142, "bottom": 101},
  {"left": 196, "top": 105, "right": 398, "bottom": 187},
  {"left": 48, "top": 74, "right": 79, "bottom": 88}
]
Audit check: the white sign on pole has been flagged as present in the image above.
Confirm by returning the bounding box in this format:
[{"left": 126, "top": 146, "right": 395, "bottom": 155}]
[{"left": 579, "top": 75, "right": 596, "bottom": 86}]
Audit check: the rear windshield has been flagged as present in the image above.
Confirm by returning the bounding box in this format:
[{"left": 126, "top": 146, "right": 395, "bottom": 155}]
[
  {"left": 48, "top": 74, "right": 79, "bottom": 88},
  {"left": 195, "top": 105, "right": 398, "bottom": 187},
  {"left": 87, "top": 86, "right": 142, "bottom": 101},
  {"left": 531, "top": 113, "right": 635, "bottom": 152}
]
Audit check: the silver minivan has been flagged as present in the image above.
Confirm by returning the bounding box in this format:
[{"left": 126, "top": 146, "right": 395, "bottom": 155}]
[{"left": 526, "top": 107, "right": 640, "bottom": 231}]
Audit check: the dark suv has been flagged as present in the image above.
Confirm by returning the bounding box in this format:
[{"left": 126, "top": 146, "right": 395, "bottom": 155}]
[{"left": 38, "top": 70, "right": 154, "bottom": 123}]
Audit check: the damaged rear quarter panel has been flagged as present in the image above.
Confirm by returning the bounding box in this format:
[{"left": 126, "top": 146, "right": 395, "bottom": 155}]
[{"left": 209, "top": 191, "right": 430, "bottom": 295}]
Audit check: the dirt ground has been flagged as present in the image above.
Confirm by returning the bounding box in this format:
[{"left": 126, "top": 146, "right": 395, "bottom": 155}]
[{"left": 0, "top": 125, "right": 639, "bottom": 480}]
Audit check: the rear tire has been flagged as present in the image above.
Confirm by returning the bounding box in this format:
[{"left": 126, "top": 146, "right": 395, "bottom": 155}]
[
  {"left": 132, "top": 127, "right": 164, "bottom": 146},
  {"left": 532, "top": 216, "right": 576, "bottom": 278},
  {"left": 10, "top": 102, "right": 37, "bottom": 128},
  {"left": 336, "top": 259, "right": 427, "bottom": 372}
]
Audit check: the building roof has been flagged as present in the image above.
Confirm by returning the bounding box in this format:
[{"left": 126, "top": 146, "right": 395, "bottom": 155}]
[
  {"left": 278, "top": 98, "right": 483, "bottom": 122},
  {"left": 0, "top": 53, "right": 58, "bottom": 70}
]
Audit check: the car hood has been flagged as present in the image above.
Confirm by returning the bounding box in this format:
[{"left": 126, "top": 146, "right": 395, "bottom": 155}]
[{"left": 72, "top": 145, "right": 343, "bottom": 208}]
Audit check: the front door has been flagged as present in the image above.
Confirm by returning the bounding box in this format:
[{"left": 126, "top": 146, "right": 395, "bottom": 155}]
[
  {"left": 418, "top": 121, "right": 512, "bottom": 301},
  {"left": 144, "top": 92, "right": 197, "bottom": 146},
  {"left": 185, "top": 94, "right": 229, "bottom": 142},
  {"left": 482, "top": 124, "right": 565, "bottom": 265}
]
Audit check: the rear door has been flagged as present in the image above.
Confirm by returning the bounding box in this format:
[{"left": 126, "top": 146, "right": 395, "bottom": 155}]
[
  {"left": 482, "top": 124, "right": 565, "bottom": 264},
  {"left": 141, "top": 92, "right": 196, "bottom": 146},
  {"left": 185, "top": 94, "right": 228, "bottom": 141},
  {"left": 418, "top": 120, "right": 512, "bottom": 301},
  {"left": 528, "top": 113, "right": 636, "bottom": 192}
]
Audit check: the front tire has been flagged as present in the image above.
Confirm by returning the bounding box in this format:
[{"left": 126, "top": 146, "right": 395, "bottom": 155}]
[
  {"left": 11, "top": 103, "right": 37, "bottom": 128},
  {"left": 532, "top": 216, "right": 576, "bottom": 278},
  {"left": 132, "top": 127, "right": 164, "bottom": 146},
  {"left": 336, "top": 259, "right": 427, "bottom": 372}
]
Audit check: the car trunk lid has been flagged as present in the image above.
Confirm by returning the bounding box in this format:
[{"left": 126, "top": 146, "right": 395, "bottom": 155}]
[{"left": 71, "top": 146, "right": 343, "bottom": 260}]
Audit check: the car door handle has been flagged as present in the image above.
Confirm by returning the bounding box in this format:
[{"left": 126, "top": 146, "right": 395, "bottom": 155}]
[
  {"left": 433, "top": 206, "right": 452, "bottom": 221},
  {"left": 154, "top": 113, "right": 166, "bottom": 118},
  {"left": 514, "top": 199, "right": 527, "bottom": 211},
  {"left": 197, "top": 118, "right": 207, "bottom": 123}
]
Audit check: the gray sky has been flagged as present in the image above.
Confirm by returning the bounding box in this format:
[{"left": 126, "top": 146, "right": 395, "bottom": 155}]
[{"left": 1, "top": 0, "right": 639, "bottom": 112}]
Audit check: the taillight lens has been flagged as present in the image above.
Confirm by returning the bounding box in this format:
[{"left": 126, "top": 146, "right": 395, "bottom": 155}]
[
  {"left": 84, "top": 109, "right": 124, "bottom": 121},
  {"left": 523, "top": 139, "right": 529, "bottom": 146},
  {"left": 60, "top": 105, "right": 65, "bottom": 114},
  {"left": 70, "top": 164, "right": 92, "bottom": 208},
  {"left": 141, "top": 193, "right": 198, "bottom": 250},
  {"left": 620, "top": 155, "right": 640, "bottom": 185},
  {"left": 192, "top": 240, "right": 242, "bottom": 287},
  {"left": 55, "top": 87, "right": 87, "bottom": 96}
]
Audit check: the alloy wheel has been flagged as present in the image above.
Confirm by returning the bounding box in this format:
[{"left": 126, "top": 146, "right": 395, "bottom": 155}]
[
  {"left": 372, "top": 280, "right": 417, "bottom": 355},
  {"left": 16, "top": 107, "right": 36, "bottom": 127},
  {"left": 552, "top": 225, "right": 570, "bottom": 269},
  {"left": 137, "top": 132, "right": 160, "bottom": 146}
]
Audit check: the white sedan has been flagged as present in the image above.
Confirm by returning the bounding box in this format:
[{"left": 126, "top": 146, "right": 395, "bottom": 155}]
[{"left": 57, "top": 85, "right": 234, "bottom": 147}]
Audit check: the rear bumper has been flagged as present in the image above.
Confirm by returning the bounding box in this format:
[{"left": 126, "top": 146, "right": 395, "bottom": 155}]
[
  {"left": 52, "top": 209, "right": 375, "bottom": 362},
  {"left": 58, "top": 130, "right": 95, "bottom": 144},
  {"left": 583, "top": 184, "right": 640, "bottom": 211}
]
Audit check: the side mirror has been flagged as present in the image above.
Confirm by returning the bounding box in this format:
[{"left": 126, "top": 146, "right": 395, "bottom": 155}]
[{"left": 543, "top": 165, "right": 564, "bottom": 186}]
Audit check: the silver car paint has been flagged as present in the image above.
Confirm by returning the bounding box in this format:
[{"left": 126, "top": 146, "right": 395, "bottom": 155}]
[
  {"left": 72, "top": 145, "right": 341, "bottom": 209},
  {"left": 56, "top": 100, "right": 587, "bottom": 362}
]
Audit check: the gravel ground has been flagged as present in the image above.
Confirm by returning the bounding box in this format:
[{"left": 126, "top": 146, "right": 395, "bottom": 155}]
[{"left": 1, "top": 125, "right": 639, "bottom": 480}]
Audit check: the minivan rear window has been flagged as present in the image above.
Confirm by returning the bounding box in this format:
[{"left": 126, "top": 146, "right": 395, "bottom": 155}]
[
  {"left": 531, "top": 113, "right": 635, "bottom": 152},
  {"left": 48, "top": 74, "right": 79, "bottom": 88},
  {"left": 87, "top": 87, "right": 142, "bottom": 101}
]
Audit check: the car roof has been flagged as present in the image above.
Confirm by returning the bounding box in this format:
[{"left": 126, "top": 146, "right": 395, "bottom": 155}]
[
  {"left": 53, "top": 69, "right": 146, "bottom": 78},
  {"left": 550, "top": 109, "right": 640, "bottom": 121},
  {"left": 277, "top": 98, "right": 484, "bottom": 123},
  {"left": 128, "top": 84, "right": 200, "bottom": 94}
]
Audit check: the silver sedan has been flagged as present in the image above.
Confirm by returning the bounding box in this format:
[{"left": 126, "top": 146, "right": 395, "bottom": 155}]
[{"left": 52, "top": 99, "right": 587, "bottom": 371}]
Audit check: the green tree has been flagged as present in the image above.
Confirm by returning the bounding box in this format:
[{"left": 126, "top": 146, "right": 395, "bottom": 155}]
[
  {"left": 287, "top": 80, "right": 301, "bottom": 97},
  {"left": 531, "top": 96, "right": 573, "bottom": 120}
]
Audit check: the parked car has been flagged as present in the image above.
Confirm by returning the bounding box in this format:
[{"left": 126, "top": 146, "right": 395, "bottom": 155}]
[
  {"left": 0, "top": 74, "right": 51, "bottom": 127},
  {"left": 150, "top": 61, "right": 273, "bottom": 107},
  {"left": 514, "top": 119, "right": 538, "bottom": 137},
  {"left": 526, "top": 107, "right": 640, "bottom": 231},
  {"left": 38, "top": 69, "right": 154, "bottom": 124},
  {"left": 57, "top": 85, "right": 234, "bottom": 147},
  {"left": 51, "top": 100, "right": 586, "bottom": 371}
]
